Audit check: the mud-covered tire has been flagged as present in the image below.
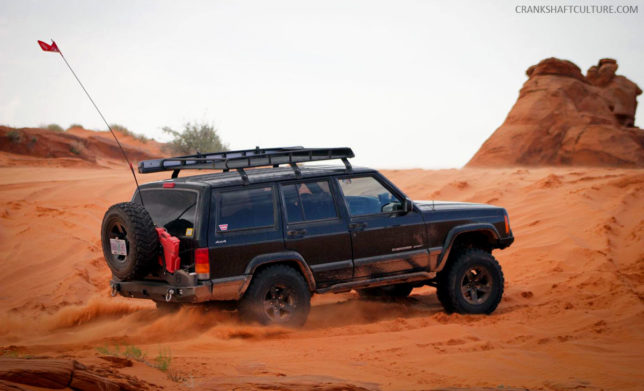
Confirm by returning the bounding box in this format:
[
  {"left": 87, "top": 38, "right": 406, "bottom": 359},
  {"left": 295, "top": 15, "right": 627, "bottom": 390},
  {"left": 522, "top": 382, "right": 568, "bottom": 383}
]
[
  {"left": 101, "top": 202, "right": 159, "bottom": 281},
  {"left": 357, "top": 283, "right": 414, "bottom": 299},
  {"left": 238, "top": 265, "right": 311, "bottom": 327},
  {"left": 437, "top": 248, "right": 504, "bottom": 314},
  {"left": 436, "top": 267, "right": 454, "bottom": 313}
]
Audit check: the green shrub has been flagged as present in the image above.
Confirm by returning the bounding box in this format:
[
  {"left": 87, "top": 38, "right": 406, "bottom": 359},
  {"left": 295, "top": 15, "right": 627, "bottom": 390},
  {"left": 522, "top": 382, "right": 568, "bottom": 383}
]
[
  {"left": 95, "top": 345, "right": 113, "bottom": 356},
  {"left": 0, "top": 349, "right": 32, "bottom": 359},
  {"left": 167, "top": 368, "right": 186, "bottom": 382},
  {"left": 154, "top": 348, "right": 172, "bottom": 372},
  {"left": 110, "top": 124, "right": 131, "bottom": 135},
  {"left": 46, "top": 124, "right": 64, "bottom": 132},
  {"left": 7, "top": 130, "right": 22, "bottom": 143},
  {"left": 134, "top": 134, "right": 149, "bottom": 143},
  {"left": 95, "top": 344, "right": 146, "bottom": 362},
  {"left": 70, "top": 141, "right": 85, "bottom": 155},
  {"left": 110, "top": 124, "right": 149, "bottom": 143},
  {"left": 162, "top": 122, "right": 228, "bottom": 155},
  {"left": 94, "top": 344, "right": 182, "bottom": 381},
  {"left": 68, "top": 123, "right": 84, "bottom": 130},
  {"left": 123, "top": 345, "right": 146, "bottom": 361}
]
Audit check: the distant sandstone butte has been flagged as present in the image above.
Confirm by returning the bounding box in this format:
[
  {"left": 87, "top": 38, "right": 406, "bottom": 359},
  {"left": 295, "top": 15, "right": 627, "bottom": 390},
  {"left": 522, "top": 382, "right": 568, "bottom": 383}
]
[{"left": 467, "top": 57, "right": 644, "bottom": 167}]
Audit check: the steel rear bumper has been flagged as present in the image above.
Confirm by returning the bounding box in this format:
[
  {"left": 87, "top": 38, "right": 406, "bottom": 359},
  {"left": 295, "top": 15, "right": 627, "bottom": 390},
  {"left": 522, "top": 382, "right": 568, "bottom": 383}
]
[{"left": 110, "top": 275, "right": 251, "bottom": 303}]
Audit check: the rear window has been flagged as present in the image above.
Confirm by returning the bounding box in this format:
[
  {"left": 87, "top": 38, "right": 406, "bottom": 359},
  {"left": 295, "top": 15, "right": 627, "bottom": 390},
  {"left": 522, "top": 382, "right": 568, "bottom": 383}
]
[
  {"left": 217, "top": 186, "right": 275, "bottom": 231},
  {"left": 135, "top": 189, "right": 198, "bottom": 237}
]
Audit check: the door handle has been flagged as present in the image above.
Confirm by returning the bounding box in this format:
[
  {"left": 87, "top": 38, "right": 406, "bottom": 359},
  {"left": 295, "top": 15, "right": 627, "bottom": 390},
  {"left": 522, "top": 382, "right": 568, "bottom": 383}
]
[
  {"left": 287, "top": 229, "right": 307, "bottom": 238},
  {"left": 349, "top": 222, "right": 367, "bottom": 232}
]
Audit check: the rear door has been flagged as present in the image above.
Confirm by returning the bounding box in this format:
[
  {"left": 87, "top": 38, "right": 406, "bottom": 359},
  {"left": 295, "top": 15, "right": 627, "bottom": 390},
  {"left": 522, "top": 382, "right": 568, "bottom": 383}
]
[
  {"left": 279, "top": 178, "right": 353, "bottom": 286},
  {"left": 208, "top": 184, "right": 284, "bottom": 279}
]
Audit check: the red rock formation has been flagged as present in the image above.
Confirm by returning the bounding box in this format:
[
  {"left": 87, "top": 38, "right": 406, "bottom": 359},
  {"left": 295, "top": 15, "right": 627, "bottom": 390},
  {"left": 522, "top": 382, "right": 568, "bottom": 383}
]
[
  {"left": 467, "top": 57, "right": 644, "bottom": 167},
  {"left": 587, "top": 58, "right": 642, "bottom": 127},
  {"left": 0, "top": 358, "right": 152, "bottom": 391},
  {"left": 0, "top": 358, "right": 73, "bottom": 388}
]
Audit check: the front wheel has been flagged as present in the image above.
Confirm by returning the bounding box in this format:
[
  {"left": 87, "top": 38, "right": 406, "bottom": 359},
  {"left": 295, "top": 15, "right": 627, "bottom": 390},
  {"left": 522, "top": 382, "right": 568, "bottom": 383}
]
[
  {"left": 238, "top": 265, "right": 311, "bottom": 327},
  {"left": 436, "top": 248, "right": 504, "bottom": 314}
]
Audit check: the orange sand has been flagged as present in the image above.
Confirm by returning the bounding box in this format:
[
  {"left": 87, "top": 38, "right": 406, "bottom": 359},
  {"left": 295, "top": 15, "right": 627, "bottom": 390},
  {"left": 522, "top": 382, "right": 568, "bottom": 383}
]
[{"left": 0, "top": 158, "right": 642, "bottom": 390}]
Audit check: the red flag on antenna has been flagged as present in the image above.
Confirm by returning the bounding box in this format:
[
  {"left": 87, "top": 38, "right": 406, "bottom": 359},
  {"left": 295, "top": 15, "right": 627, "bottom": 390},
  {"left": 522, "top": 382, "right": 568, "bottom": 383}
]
[{"left": 38, "top": 40, "right": 59, "bottom": 53}]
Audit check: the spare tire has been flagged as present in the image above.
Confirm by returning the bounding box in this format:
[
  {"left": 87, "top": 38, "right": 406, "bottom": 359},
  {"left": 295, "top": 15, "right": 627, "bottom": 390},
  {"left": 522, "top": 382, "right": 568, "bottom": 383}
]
[{"left": 101, "top": 202, "right": 159, "bottom": 280}]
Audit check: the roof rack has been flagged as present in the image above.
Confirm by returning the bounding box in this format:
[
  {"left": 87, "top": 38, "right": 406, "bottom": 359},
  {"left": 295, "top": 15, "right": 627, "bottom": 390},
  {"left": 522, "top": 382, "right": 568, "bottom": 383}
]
[{"left": 138, "top": 146, "right": 355, "bottom": 182}]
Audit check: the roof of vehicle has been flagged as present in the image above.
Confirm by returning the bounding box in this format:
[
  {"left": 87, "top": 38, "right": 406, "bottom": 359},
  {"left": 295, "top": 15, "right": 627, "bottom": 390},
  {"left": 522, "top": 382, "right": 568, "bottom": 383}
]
[{"left": 139, "top": 165, "right": 377, "bottom": 189}]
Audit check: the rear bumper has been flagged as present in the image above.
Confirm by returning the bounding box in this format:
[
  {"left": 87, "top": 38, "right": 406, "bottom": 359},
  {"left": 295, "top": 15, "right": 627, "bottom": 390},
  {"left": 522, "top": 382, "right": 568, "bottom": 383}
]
[{"left": 111, "top": 275, "right": 251, "bottom": 303}]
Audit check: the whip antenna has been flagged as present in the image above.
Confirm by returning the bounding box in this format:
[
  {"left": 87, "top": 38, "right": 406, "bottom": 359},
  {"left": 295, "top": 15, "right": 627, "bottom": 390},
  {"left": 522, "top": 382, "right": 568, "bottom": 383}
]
[{"left": 38, "top": 39, "right": 144, "bottom": 205}]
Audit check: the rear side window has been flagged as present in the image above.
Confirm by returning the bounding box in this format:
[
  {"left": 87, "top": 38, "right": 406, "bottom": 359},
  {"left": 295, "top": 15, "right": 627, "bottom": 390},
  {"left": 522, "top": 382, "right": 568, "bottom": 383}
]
[
  {"left": 281, "top": 180, "right": 337, "bottom": 222},
  {"left": 218, "top": 186, "right": 275, "bottom": 231},
  {"left": 135, "top": 189, "right": 198, "bottom": 237}
]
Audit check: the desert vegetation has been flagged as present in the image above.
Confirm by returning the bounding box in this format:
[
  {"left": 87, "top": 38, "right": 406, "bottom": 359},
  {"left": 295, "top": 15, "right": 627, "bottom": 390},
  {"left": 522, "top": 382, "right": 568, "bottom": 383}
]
[
  {"left": 45, "top": 124, "right": 64, "bottom": 132},
  {"left": 162, "top": 121, "right": 228, "bottom": 155},
  {"left": 109, "top": 123, "right": 150, "bottom": 143}
]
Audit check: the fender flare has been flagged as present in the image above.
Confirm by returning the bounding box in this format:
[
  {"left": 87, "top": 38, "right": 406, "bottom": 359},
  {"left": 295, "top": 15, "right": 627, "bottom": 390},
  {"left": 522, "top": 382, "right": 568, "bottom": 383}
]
[
  {"left": 241, "top": 251, "right": 316, "bottom": 294},
  {"left": 435, "top": 223, "right": 500, "bottom": 272}
]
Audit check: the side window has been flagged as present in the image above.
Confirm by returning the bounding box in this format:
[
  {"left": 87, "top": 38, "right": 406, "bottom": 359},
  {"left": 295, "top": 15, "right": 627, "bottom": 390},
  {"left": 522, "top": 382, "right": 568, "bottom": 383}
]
[
  {"left": 338, "top": 176, "right": 402, "bottom": 216},
  {"left": 218, "top": 186, "right": 275, "bottom": 231},
  {"left": 281, "top": 180, "right": 338, "bottom": 222}
]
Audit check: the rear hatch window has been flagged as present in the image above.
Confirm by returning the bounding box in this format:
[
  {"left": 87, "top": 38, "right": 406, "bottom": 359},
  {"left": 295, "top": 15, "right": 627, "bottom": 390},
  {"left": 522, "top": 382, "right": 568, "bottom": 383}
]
[{"left": 134, "top": 189, "right": 199, "bottom": 238}]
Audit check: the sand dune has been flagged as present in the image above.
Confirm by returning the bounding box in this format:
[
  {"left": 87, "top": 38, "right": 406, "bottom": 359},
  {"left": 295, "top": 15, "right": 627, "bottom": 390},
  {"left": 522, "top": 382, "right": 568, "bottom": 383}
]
[
  {"left": 0, "top": 125, "right": 164, "bottom": 168},
  {"left": 0, "top": 158, "right": 642, "bottom": 390}
]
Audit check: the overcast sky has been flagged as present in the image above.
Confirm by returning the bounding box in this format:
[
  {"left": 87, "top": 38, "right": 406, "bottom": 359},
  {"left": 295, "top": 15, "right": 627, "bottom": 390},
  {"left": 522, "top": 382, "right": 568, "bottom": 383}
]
[{"left": 1, "top": 0, "right": 642, "bottom": 168}]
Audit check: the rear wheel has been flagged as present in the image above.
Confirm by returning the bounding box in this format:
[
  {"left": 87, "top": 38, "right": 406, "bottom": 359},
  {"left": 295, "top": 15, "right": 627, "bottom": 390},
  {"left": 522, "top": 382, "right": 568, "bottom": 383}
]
[
  {"left": 436, "top": 248, "right": 504, "bottom": 314},
  {"left": 238, "top": 265, "right": 311, "bottom": 327},
  {"left": 357, "top": 283, "right": 414, "bottom": 299},
  {"left": 101, "top": 202, "right": 159, "bottom": 281}
]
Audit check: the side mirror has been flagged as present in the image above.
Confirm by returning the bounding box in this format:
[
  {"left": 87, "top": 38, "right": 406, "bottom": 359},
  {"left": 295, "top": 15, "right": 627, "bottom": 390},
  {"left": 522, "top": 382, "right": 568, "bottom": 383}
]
[{"left": 402, "top": 197, "right": 413, "bottom": 213}]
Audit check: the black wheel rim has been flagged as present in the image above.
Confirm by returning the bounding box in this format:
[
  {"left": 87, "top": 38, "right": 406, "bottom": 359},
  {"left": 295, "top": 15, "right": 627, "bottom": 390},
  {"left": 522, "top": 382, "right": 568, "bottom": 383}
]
[
  {"left": 263, "top": 284, "right": 296, "bottom": 323},
  {"left": 107, "top": 220, "right": 130, "bottom": 264},
  {"left": 460, "top": 265, "right": 492, "bottom": 305}
]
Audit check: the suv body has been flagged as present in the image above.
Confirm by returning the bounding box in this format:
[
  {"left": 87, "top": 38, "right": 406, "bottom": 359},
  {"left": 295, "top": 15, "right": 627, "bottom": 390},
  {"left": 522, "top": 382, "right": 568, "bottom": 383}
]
[{"left": 106, "top": 147, "right": 514, "bottom": 324}]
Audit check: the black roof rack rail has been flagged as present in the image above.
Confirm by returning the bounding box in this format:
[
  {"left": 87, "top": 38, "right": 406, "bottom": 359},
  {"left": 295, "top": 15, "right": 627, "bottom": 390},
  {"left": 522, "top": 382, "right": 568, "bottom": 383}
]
[{"left": 138, "top": 146, "right": 354, "bottom": 181}]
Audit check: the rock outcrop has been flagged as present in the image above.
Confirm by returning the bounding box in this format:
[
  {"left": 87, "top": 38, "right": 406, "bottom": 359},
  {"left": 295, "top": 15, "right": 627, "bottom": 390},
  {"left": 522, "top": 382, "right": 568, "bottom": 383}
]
[
  {"left": 467, "top": 58, "right": 644, "bottom": 167},
  {"left": 0, "top": 357, "right": 152, "bottom": 391},
  {"left": 587, "top": 58, "right": 641, "bottom": 127}
]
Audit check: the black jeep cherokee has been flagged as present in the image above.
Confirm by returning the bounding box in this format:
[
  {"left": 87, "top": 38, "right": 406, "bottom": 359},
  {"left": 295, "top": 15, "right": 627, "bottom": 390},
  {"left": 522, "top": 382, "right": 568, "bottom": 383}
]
[{"left": 102, "top": 147, "right": 514, "bottom": 326}]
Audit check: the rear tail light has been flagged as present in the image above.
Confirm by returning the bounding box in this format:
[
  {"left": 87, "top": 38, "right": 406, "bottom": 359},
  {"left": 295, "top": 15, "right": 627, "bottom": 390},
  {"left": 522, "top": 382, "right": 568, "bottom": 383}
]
[
  {"left": 195, "top": 248, "right": 210, "bottom": 280},
  {"left": 504, "top": 214, "right": 510, "bottom": 234}
]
